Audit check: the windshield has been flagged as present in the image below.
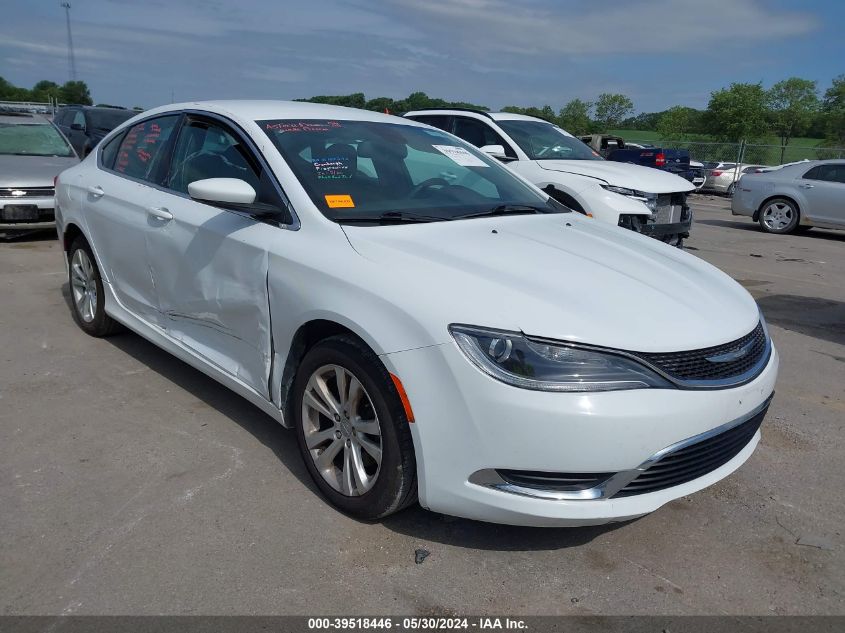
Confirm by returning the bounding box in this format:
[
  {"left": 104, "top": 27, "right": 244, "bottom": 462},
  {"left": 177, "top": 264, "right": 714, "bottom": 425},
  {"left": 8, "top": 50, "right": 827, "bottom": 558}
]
[
  {"left": 87, "top": 109, "right": 134, "bottom": 132},
  {"left": 496, "top": 120, "right": 602, "bottom": 161},
  {"left": 0, "top": 123, "right": 74, "bottom": 157},
  {"left": 259, "top": 119, "right": 562, "bottom": 222}
]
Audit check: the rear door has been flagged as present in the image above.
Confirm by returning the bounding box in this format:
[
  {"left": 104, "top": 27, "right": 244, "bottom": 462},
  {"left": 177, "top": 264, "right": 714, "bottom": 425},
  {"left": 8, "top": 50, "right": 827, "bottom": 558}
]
[
  {"left": 799, "top": 164, "right": 845, "bottom": 226},
  {"left": 83, "top": 114, "right": 182, "bottom": 328},
  {"left": 144, "top": 114, "right": 290, "bottom": 397}
]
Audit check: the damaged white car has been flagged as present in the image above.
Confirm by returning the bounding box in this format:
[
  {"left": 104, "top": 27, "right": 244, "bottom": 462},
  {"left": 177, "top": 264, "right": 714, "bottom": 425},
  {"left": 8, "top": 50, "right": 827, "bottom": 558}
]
[{"left": 55, "top": 101, "right": 777, "bottom": 526}]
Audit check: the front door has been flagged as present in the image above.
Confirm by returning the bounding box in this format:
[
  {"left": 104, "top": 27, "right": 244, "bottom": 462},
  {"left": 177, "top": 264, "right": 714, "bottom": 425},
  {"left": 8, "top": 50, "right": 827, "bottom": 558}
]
[{"left": 144, "top": 115, "right": 287, "bottom": 397}]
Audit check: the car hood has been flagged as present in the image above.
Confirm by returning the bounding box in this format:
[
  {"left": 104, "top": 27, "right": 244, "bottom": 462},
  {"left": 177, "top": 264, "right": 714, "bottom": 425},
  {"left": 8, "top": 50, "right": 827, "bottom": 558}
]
[
  {"left": 343, "top": 214, "right": 758, "bottom": 353},
  {"left": 537, "top": 160, "right": 695, "bottom": 194},
  {"left": 0, "top": 154, "right": 79, "bottom": 188}
]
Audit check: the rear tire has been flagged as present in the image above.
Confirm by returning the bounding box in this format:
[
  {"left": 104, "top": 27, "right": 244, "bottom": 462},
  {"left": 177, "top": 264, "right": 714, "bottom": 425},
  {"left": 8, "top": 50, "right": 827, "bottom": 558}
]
[
  {"left": 68, "top": 237, "right": 121, "bottom": 337},
  {"left": 758, "top": 198, "right": 800, "bottom": 234},
  {"left": 293, "top": 335, "right": 417, "bottom": 520},
  {"left": 726, "top": 183, "right": 736, "bottom": 197}
]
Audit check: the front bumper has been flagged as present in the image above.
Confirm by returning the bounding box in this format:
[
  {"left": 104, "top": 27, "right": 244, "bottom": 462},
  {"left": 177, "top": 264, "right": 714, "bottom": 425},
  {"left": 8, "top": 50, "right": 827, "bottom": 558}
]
[
  {"left": 383, "top": 340, "right": 778, "bottom": 527},
  {"left": 0, "top": 196, "right": 56, "bottom": 230}
]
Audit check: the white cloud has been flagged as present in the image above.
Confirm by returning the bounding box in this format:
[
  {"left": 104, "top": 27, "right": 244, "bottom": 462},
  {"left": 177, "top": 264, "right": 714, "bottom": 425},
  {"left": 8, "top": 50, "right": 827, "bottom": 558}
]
[
  {"left": 0, "top": 35, "right": 107, "bottom": 60},
  {"left": 387, "top": 0, "right": 819, "bottom": 55}
]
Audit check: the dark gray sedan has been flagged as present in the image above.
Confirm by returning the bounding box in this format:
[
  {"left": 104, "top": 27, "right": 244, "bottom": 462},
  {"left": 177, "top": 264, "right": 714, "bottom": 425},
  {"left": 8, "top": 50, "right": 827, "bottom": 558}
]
[
  {"left": 731, "top": 159, "right": 845, "bottom": 234},
  {"left": 0, "top": 113, "right": 79, "bottom": 235}
]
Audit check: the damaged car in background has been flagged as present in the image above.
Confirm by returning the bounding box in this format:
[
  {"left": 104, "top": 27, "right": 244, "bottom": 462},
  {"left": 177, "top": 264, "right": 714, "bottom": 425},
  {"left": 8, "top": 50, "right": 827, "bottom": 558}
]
[
  {"left": 404, "top": 109, "right": 695, "bottom": 247},
  {"left": 56, "top": 101, "right": 777, "bottom": 526}
]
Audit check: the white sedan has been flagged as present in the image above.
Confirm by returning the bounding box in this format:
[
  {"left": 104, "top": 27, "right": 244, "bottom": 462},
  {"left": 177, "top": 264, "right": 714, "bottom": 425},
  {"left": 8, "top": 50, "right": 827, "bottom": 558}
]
[{"left": 55, "top": 101, "right": 778, "bottom": 526}]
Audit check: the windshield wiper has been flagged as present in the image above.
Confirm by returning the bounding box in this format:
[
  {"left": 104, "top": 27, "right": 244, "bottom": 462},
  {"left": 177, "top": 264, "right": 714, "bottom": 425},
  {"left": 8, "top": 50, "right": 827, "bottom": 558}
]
[
  {"left": 337, "top": 211, "right": 453, "bottom": 224},
  {"left": 456, "top": 204, "right": 547, "bottom": 220}
]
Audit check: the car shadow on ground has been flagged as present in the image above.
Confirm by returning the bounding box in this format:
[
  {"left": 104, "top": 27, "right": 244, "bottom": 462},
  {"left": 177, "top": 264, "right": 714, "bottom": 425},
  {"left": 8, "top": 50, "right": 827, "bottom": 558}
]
[
  {"left": 696, "top": 218, "right": 845, "bottom": 242},
  {"left": 758, "top": 294, "right": 845, "bottom": 347},
  {"left": 58, "top": 283, "right": 315, "bottom": 494},
  {"left": 381, "top": 505, "right": 632, "bottom": 551},
  {"left": 59, "top": 283, "right": 635, "bottom": 551}
]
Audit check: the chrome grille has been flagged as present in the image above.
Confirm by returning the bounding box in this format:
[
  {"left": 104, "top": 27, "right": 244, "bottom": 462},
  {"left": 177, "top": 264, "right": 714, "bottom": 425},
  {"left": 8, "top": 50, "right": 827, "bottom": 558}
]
[
  {"left": 636, "top": 322, "right": 768, "bottom": 383},
  {"left": 0, "top": 187, "right": 54, "bottom": 199}
]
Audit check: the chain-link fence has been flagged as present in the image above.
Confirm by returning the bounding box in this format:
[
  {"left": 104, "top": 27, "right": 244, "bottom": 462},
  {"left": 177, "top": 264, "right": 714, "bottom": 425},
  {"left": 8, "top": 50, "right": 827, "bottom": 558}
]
[{"left": 626, "top": 138, "right": 845, "bottom": 167}]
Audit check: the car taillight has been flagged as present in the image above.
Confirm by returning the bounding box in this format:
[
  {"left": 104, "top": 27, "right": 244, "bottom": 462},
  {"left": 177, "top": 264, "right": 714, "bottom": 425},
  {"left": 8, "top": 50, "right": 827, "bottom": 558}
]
[
  {"left": 711, "top": 170, "right": 722, "bottom": 177},
  {"left": 655, "top": 153, "right": 665, "bottom": 167}
]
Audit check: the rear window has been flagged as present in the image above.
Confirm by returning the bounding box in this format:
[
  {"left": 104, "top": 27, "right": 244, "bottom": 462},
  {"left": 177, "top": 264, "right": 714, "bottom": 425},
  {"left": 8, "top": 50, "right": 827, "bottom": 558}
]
[{"left": 87, "top": 109, "right": 135, "bottom": 132}]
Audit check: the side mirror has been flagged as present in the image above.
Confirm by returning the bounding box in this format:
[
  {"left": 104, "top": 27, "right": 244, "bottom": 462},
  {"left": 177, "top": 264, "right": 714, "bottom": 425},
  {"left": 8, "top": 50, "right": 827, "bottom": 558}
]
[
  {"left": 480, "top": 144, "right": 508, "bottom": 159},
  {"left": 188, "top": 178, "right": 256, "bottom": 205},
  {"left": 70, "top": 123, "right": 85, "bottom": 131}
]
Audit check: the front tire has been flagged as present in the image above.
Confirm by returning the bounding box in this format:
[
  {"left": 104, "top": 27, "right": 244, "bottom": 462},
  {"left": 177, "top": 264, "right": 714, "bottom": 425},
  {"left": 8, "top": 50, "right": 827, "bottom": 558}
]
[
  {"left": 759, "top": 198, "right": 799, "bottom": 234},
  {"left": 293, "top": 335, "right": 417, "bottom": 520},
  {"left": 68, "top": 237, "right": 120, "bottom": 336}
]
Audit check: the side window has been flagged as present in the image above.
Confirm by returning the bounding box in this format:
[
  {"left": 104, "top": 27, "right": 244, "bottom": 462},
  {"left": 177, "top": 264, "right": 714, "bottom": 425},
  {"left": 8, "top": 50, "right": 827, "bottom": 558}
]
[
  {"left": 452, "top": 117, "right": 516, "bottom": 158},
  {"left": 54, "top": 110, "right": 68, "bottom": 126},
  {"left": 114, "top": 115, "right": 180, "bottom": 184},
  {"left": 803, "top": 164, "right": 845, "bottom": 183},
  {"left": 166, "top": 118, "right": 282, "bottom": 209},
  {"left": 803, "top": 165, "right": 825, "bottom": 181},
  {"left": 100, "top": 132, "right": 124, "bottom": 169},
  {"left": 409, "top": 115, "right": 452, "bottom": 132},
  {"left": 72, "top": 110, "right": 86, "bottom": 129}
]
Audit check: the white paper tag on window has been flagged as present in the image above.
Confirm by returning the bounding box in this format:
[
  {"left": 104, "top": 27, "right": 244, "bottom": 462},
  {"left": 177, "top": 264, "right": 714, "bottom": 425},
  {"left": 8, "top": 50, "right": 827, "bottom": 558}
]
[{"left": 432, "top": 145, "right": 488, "bottom": 167}]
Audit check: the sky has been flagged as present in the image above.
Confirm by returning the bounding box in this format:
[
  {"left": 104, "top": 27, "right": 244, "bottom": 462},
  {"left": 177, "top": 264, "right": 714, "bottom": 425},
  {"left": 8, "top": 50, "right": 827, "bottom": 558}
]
[{"left": 1, "top": 0, "right": 843, "bottom": 113}]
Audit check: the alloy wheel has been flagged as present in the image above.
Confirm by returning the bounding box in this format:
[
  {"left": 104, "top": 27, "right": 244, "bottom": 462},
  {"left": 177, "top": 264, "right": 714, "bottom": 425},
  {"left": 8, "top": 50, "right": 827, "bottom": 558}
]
[
  {"left": 70, "top": 248, "right": 98, "bottom": 323},
  {"left": 762, "top": 202, "right": 794, "bottom": 231},
  {"left": 301, "top": 364, "right": 383, "bottom": 496}
]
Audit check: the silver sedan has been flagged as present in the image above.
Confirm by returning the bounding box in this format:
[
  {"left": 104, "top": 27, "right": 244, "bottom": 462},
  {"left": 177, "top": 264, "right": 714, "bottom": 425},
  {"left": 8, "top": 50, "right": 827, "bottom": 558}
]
[{"left": 731, "top": 159, "right": 845, "bottom": 234}]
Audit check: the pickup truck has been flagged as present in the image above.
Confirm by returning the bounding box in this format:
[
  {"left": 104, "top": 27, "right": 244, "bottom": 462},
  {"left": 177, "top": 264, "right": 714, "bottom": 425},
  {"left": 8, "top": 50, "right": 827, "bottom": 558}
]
[
  {"left": 579, "top": 134, "right": 694, "bottom": 179},
  {"left": 404, "top": 110, "right": 695, "bottom": 247}
]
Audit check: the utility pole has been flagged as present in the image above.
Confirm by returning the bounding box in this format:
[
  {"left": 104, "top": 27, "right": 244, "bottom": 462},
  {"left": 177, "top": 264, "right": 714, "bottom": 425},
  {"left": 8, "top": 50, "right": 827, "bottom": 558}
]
[{"left": 60, "top": 2, "right": 77, "bottom": 81}]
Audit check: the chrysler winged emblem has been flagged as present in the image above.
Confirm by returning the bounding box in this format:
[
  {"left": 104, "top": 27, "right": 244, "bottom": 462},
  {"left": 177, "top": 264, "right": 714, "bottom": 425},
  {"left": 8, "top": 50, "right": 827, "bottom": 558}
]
[{"left": 706, "top": 339, "right": 755, "bottom": 363}]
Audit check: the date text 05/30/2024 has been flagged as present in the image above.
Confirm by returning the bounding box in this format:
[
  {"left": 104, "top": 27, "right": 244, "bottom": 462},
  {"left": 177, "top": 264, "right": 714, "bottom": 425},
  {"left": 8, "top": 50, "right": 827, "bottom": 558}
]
[{"left": 307, "top": 617, "right": 528, "bottom": 630}]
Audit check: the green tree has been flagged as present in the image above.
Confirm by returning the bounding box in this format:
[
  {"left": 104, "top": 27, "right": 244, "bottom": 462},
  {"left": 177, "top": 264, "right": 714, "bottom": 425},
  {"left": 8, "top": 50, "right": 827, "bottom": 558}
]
[
  {"left": 767, "top": 77, "right": 819, "bottom": 162},
  {"left": 557, "top": 99, "right": 592, "bottom": 135},
  {"left": 593, "top": 93, "right": 634, "bottom": 130},
  {"left": 31, "top": 80, "right": 61, "bottom": 103},
  {"left": 656, "top": 106, "right": 699, "bottom": 140},
  {"left": 364, "top": 96, "right": 396, "bottom": 113},
  {"left": 296, "top": 93, "right": 366, "bottom": 109},
  {"left": 705, "top": 82, "right": 769, "bottom": 142},
  {"left": 822, "top": 75, "right": 845, "bottom": 146},
  {"left": 60, "top": 80, "right": 93, "bottom": 105}
]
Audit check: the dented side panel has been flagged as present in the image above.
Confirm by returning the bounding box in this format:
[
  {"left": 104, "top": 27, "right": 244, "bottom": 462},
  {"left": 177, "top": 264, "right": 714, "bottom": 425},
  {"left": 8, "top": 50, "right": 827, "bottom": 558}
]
[{"left": 145, "top": 197, "right": 277, "bottom": 397}]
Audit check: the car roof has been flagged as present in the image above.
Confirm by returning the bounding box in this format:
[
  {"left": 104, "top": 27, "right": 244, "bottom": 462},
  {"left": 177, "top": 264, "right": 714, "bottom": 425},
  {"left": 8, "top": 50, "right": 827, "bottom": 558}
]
[
  {"left": 138, "top": 100, "right": 416, "bottom": 125},
  {"left": 0, "top": 113, "right": 50, "bottom": 125},
  {"left": 405, "top": 108, "right": 551, "bottom": 124}
]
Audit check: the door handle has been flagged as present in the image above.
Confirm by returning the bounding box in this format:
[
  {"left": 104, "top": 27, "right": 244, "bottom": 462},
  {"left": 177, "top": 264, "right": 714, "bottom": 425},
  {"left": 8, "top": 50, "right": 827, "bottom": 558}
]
[
  {"left": 799, "top": 183, "right": 814, "bottom": 189},
  {"left": 147, "top": 206, "right": 174, "bottom": 221},
  {"left": 87, "top": 185, "right": 105, "bottom": 198}
]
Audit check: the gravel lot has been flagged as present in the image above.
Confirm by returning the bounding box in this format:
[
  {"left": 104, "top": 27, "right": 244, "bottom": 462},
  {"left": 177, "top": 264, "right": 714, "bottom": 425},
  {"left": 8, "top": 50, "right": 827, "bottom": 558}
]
[{"left": 1, "top": 195, "right": 843, "bottom": 616}]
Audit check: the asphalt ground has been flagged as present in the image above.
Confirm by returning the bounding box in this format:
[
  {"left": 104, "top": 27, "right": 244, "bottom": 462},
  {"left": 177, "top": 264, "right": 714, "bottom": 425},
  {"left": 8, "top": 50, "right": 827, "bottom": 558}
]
[{"left": 1, "top": 194, "right": 843, "bottom": 615}]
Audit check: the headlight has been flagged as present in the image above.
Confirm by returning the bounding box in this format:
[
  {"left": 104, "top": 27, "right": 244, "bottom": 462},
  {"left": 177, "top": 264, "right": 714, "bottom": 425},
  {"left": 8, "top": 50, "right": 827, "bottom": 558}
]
[
  {"left": 450, "top": 325, "right": 673, "bottom": 392},
  {"left": 601, "top": 185, "right": 658, "bottom": 212}
]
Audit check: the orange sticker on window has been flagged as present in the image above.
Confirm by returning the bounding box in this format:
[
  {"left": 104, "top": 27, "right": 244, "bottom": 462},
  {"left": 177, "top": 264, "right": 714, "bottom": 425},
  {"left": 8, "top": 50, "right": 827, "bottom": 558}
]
[{"left": 325, "top": 194, "right": 354, "bottom": 208}]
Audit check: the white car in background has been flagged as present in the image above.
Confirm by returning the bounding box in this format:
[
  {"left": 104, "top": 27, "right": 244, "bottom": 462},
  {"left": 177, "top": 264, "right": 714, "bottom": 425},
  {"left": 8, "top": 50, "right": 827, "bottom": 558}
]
[
  {"left": 56, "top": 101, "right": 777, "bottom": 526},
  {"left": 732, "top": 159, "right": 845, "bottom": 233},
  {"left": 404, "top": 109, "right": 695, "bottom": 247},
  {"left": 703, "top": 163, "right": 771, "bottom": 196}
]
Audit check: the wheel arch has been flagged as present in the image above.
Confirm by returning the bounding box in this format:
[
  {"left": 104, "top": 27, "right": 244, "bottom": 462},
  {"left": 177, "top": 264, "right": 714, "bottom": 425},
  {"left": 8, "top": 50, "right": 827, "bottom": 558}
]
[
  {"left": 754, "top": 195, "right": 800, "bottom": 222},
  {"left": 277, "top": 319, "right": 376, "bottom": 428},
  {"left": 62, "top": 222, "right": 86, "bottom": 255}
]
